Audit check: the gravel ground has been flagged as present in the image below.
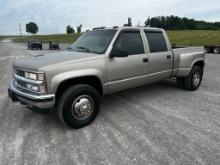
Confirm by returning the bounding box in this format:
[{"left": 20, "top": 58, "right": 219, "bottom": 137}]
[{"left": 0, "top": 41, "right": 220, "bottom": 165}]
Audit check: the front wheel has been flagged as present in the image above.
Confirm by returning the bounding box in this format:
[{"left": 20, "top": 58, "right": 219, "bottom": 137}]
[{"left": 57, "top": 84, "right": 101, "bottom": 129}]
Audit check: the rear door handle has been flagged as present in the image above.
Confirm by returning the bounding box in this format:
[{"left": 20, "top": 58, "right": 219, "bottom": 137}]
[
  {"left": 167, "top": 55, "right": 171, "bottom": 59},
  {"left": 143, "top": 58, "right": 148, "bottom": 63}
]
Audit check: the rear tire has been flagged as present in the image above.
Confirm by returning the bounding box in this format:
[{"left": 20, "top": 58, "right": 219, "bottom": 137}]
[
  {"left": 184, "top": 66, "right": 203, "bottom": 91},
  {"left": 213, "top": 48, "right": 220, "bottom": 54},
  {"left": 57, "top": 84, "right": 101, "bottom": 129}
]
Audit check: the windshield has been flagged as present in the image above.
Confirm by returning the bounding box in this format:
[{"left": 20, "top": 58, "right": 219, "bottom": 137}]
[{"left": 70, "top": 29, "right": 117, "bottom": 54}]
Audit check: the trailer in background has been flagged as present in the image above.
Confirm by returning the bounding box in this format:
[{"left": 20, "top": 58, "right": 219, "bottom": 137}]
[{"left": 204, "top": 45, "right": 220, "bottom": 54}]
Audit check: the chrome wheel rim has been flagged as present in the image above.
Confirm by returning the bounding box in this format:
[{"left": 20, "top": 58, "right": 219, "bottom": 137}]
[
  {"left": 71, "top": 95, "right": 94, "bottom": 120},
  {"left": 193, "top": 72, "right": 201, "bottom": 86}
]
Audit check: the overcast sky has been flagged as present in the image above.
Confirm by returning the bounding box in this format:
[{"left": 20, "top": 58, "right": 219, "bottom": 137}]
[{"left": 0, "top": 0, "right": 220, "bottom": 35}]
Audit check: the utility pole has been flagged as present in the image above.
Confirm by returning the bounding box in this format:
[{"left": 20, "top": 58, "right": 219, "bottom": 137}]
[
  {"left": 56, "top": 22, "right": 58, "bottom": 41},
  {"left": 19, "top": 23, "right": 22, "bottom": 38}
]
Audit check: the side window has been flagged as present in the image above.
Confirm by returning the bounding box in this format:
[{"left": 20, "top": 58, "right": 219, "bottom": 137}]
[
  {"left": 145, "top": 31, "right": 168, "bottom": 53},
  {"left": 114, "top": 31, "right": 145, "bottom": 55}
]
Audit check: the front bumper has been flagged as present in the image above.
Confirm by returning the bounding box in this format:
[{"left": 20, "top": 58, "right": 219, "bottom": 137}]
[{"left": 8, "top": 81, "right": 55, "bottom": 109}]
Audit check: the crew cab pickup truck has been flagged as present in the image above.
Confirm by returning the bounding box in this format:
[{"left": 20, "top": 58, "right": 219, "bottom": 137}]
[{"left": 8, "top": 27, "right": 205, "bottom": 128}]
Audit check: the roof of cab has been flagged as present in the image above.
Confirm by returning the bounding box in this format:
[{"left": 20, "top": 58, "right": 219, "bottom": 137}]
[{"left": 91, "top": 26, "right": 163, "bottom": 32}]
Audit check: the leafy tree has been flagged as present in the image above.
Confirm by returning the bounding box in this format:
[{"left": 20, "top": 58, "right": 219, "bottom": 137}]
[
  {"left": 26, "top": 22, "right": 38, "bottom": 34},
  {"left": 77, "top": 24, "right": 82, "bottom": 33},
  {"left": 66, "top": 25, "right": 75, "bottom": 34}
]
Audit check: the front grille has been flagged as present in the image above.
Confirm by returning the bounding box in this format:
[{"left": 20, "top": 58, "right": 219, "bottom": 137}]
[
  {"left": 16, "top": 80, "right": 27, "bottom": 88},
  {"left": 15, "top": 69, "right": 25, "bottom": 77},
  {"left": 14, "top": 69, "right": 27, "bottom": 90},
  {"left": 13, "top": 68, "right": 44, "bottom": 94}
]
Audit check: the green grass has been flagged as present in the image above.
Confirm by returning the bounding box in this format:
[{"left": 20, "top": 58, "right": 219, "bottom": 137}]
[
  {"left": 167, "top": 30, "right": 220, "bottom": 46},
  {"left": 12, "top": 33, "right": 82, "bottom": 43},
  {"left": 0, "top": 36, "right": 17, "bottom": 41},
  {"left": 1, "top": 30, "right": 220, "bottom": 46}
]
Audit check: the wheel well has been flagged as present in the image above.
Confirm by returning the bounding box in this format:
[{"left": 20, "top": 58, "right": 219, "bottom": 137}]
[
  {"left": 55, "top": 76, "right": 103, "bottom": 103},
  {"left": 193, "top": 61, "right": 205, "bottom": 70}
]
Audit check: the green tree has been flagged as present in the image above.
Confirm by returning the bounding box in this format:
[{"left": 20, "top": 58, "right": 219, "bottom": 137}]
[
  {"left": 77, "top": 24, "right": 82, "bottom": 33},
  {"left": 66, "top": 25, "right": 75, "bottom": 34},
  {"left": 26, "top": 22, "right": 38, "bottom": 34}
]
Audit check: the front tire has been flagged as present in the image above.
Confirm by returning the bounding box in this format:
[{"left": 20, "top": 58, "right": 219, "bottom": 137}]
[
  {"left": 57, "top": 84, "right": 101, "bottom": 129},
  {"left": 184, "top": 66, "right": 203, "bottom": 91}
]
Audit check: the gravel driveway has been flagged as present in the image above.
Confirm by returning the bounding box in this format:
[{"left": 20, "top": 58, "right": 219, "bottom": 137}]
[{"left": 0, "top": 41, "right": 219, "bottom": 165}]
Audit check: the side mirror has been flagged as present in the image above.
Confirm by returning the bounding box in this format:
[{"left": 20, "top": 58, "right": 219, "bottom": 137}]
[{"left": 110, "top": 48, "right": 128, "bottom": 58}]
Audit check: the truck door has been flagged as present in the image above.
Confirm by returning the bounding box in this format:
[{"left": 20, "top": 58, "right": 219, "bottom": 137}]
[
  {"left": 106, "top": 29, "right": 149, "bottom": 93},
  {"left": 144, "top": 30, "right": 173, "bottom": 80}
]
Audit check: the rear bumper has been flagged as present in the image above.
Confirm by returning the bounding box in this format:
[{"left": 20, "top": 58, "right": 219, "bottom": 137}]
[{"left": 8, "top": 81, "right": 55, "bottom": 109}]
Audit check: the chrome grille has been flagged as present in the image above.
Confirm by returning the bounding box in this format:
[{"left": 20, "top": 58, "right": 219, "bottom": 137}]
[
  {"left": 13, "top": 68, "right": 45, "bottom": 94},
  {"left": 14, "top": 69, "right": 27, "bottom": 90},
  {"left": 16, "top": 80, "right": 27, "bottom": 88}
]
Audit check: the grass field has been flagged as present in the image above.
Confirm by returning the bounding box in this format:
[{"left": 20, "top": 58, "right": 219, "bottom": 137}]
[
  {"left": 167, "top": 30, "right": 220, "bottom": 46},
  {"left": 12, "top": 33, "right": 81, "bottom": 43},
  {"left": 1, "top": 30, "right": 220, "bottom": 46}
]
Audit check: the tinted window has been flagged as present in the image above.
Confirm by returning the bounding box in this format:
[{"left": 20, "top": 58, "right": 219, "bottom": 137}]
[
  {"left": 114, "top": 31, "right": 144, "bottom": 55},
  {"left": 145, "top": 31, "right": 168, "bottom": 53}
]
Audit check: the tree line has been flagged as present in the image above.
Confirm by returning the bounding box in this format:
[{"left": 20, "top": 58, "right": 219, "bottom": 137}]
[
  {"left": 144, "top": 16, "right": 220, "bottom": 30},
  {"left": 25, "top": 16, "right": 220, "bottom": 35}
]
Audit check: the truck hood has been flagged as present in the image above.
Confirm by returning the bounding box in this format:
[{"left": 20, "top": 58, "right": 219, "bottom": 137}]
[{"left": 14, "top": 51, "right": 100, "bottom": 71}]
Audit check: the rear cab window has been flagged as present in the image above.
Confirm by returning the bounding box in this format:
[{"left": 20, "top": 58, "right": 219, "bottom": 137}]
[{"left": 144, "top": 30, "right": 168, "bottom": 53}]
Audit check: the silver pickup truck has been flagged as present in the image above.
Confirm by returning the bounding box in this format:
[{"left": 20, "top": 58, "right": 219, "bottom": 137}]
[{"left": 8, "top": 27, "right": 205, "bottom": 128}]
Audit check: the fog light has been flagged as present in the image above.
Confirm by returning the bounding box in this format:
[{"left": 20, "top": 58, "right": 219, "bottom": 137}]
[{"left": 26, "top": 84, "right": 39, "bottom": 91}]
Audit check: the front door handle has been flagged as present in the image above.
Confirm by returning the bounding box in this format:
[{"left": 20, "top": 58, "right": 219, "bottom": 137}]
[
  {"left": 167, "top": 55, "right": 171, "bottom": 59},
  {"left": 143, "top": 58, "right": 148, "bottom": 63}
]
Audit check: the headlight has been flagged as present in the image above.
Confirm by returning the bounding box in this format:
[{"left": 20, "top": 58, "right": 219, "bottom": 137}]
[
  {"left": 24, "top": 72, "right": 45, "bottom": 81},
  {"left": 23, "top": 71, "right": 46, "bottom": 93}
]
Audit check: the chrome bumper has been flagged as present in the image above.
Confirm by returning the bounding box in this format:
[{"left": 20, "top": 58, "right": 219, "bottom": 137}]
[{"left": 8, "top": 81, "right": 55, "bottom": 109}]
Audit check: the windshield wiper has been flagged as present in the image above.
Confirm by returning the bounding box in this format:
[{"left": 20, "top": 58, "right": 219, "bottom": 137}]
[{"left": 76, "top": 46, "right": 90, "bottom": 52}]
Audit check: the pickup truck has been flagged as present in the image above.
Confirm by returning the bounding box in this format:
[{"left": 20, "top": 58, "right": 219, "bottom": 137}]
[
  {"left": 27, "top": 40, "right": 43, "bottom": 50},
  {"left": 8, "top": 27, "right": 205, "bottom": 128}
]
